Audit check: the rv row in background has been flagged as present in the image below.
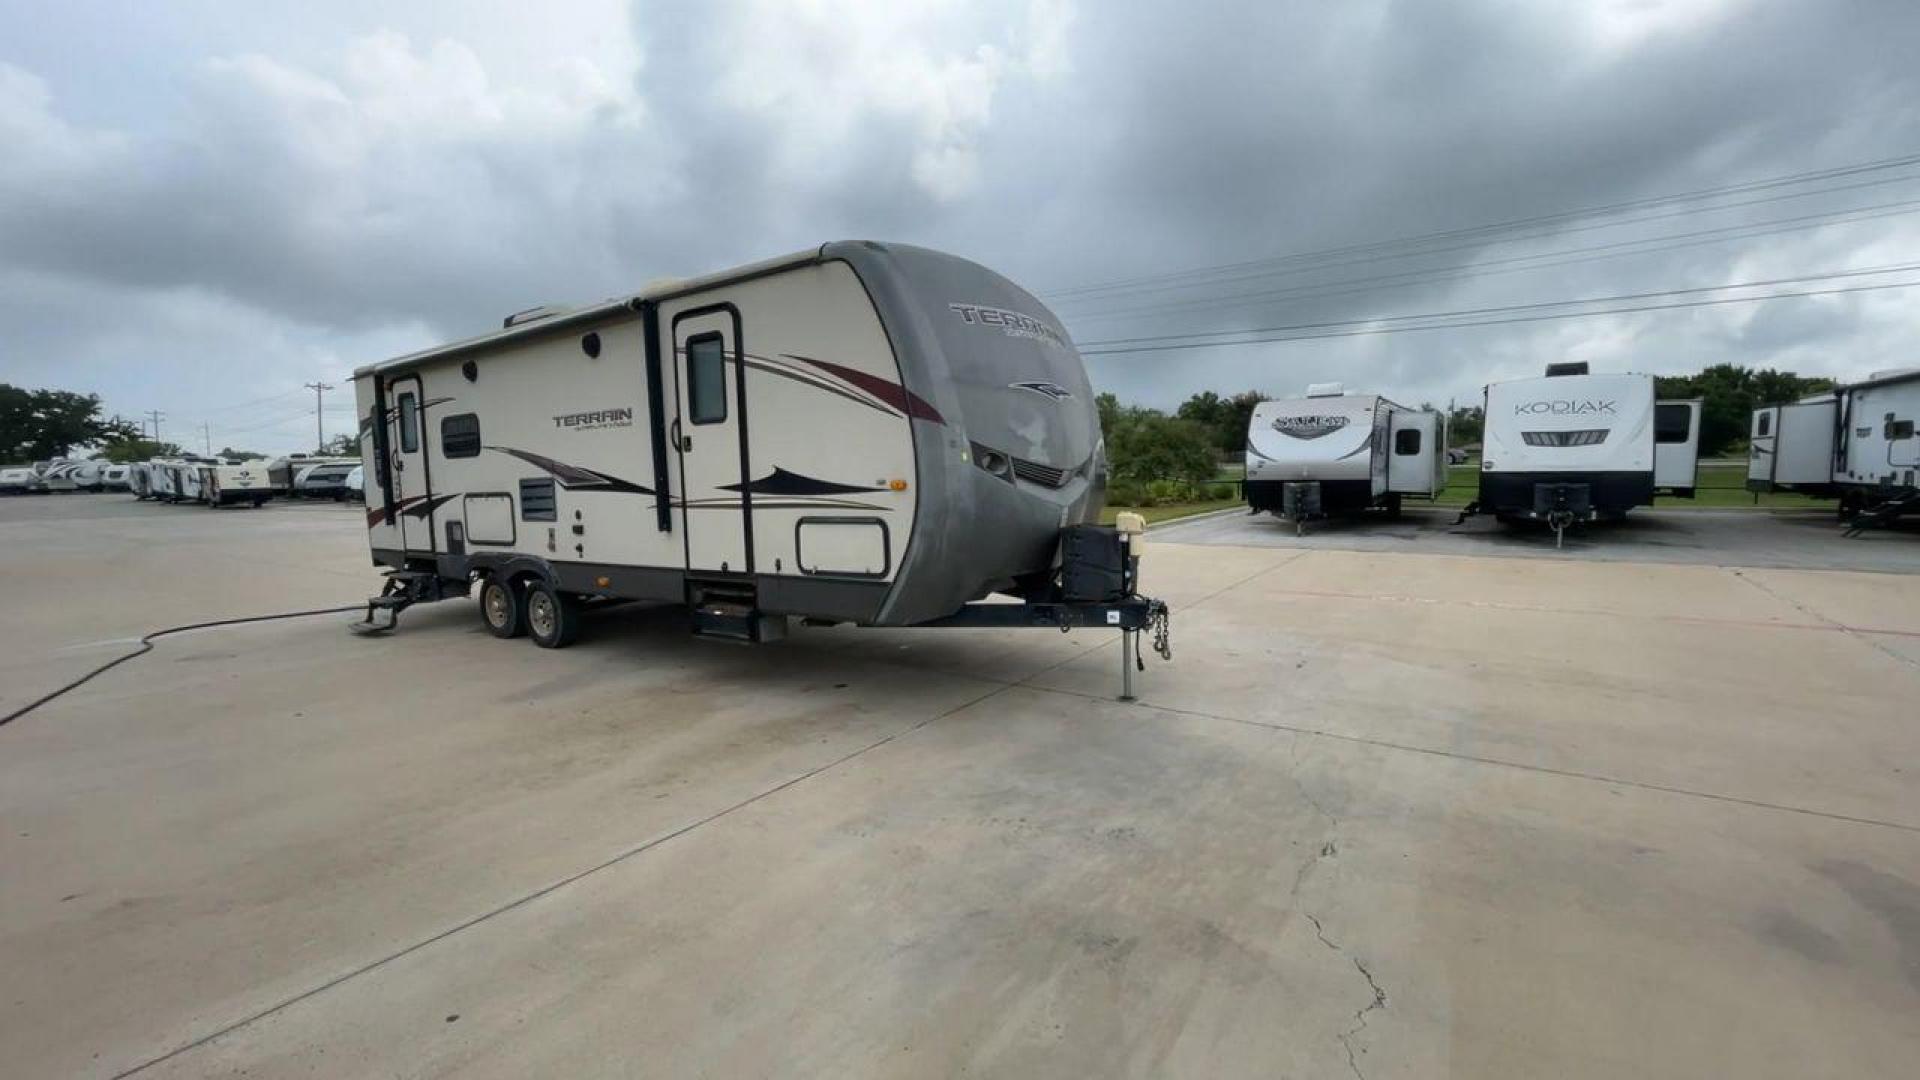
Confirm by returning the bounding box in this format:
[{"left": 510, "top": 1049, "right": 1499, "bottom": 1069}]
[
  {"left": 0, "top": 454, "right": 366, "bottom": 505},
  {"left": 1247, "top": 361, "right": 1919, "bottom": 539}
]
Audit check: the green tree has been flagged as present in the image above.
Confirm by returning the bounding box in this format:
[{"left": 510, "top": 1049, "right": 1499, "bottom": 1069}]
[
  {"left": 1656, "top": 364, "right": 1831, "bottom": 456},
  {"left": 1106, "top": 410, "right": 1216, "bottom": 496},
  {"left": 0, "top": 384, "right": 140, "bottom": 464},
  {"left": 320, "top": 433, "right": 359, "bottom": 456},
  {"left": 99, "top": 438, "right": 186, "bottom": 463},
  {"left": 218, "top": 446, "right": 268, "bottom": 460},
  {"left": 1448, "top": 405, "right": 1484, "bottom": 445}
]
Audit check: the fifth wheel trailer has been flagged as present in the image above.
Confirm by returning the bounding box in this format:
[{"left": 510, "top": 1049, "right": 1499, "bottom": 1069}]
[
  {"left": 1467, "top": 363, "right": 1701, "bottom": 542},
  {"left": 1244, "top": 384, "right": 1445, "bottom": 532},
  {"left": 349, "top": 242, "right": 1169, "bottom": 692}
]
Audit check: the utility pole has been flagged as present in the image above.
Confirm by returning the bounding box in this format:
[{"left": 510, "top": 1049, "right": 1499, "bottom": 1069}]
[
  {"left": 304, "top": 382, "right": 333, "bottom": 453},
  {"left": 203, "top": 421, "right": 212, "bottom": 456},
  {"left": 145, "top": 410, "right": 165, "bottom": 445}
]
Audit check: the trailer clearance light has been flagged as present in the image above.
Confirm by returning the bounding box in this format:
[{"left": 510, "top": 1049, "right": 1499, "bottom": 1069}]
[
  {"left": 1522, "top": 429, "right": 1609, "bottom": 447},
  {"left": 889, "top": 479, "right": 909, "bottom": 491}
]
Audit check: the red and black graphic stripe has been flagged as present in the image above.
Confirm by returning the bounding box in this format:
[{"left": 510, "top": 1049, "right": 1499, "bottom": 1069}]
[
  {"left": 366, "top": 492, "right": 458, "bottom": 528},
  {"left": 486, "top": 447, "right": 654, "bottom": 494},
  {"left": 720, "top": 467, "right": 884, "bottom": 496},
  {"left": 786, "top": 354, "right": 945, "bottom": 424}
]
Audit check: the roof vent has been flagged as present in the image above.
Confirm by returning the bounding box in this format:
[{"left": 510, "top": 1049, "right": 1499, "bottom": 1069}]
[
  {"left": 502, "top": 305, "right": 569, "bottom": 329},
  {"left": 1545, "top": 362, "right": 1589, "bottom": 377},
  {"left": 1305, "top": 382, "right": 1345, "bottom": 398}
]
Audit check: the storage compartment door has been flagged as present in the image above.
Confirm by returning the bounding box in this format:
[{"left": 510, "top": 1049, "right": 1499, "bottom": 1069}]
[{"left": 796, "top": 518, "right": 890, "bottom": 578}]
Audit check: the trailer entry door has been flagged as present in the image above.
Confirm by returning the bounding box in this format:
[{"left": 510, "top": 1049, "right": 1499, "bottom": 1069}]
[
  {"left": 670, "top": 306, "right": 751, "bottom": 575},
  {"left": 388, "top": 373, "right": 434, "bottom": 553}
]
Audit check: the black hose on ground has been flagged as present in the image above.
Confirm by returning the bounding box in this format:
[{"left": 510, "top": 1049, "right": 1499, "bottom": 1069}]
[{"left": 0, "top": 605, "right": 363, "bottom": 729}]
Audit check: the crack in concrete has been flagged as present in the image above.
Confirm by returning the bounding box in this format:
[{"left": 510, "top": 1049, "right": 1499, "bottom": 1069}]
[
  {"left": 1728, "top": 567, "right": 1920, "bottom": 672},
  {"left": 1304, "top": 912, "right": 1389, "bottom": 1080}
]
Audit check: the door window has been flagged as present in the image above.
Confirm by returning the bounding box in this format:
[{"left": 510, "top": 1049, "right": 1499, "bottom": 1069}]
[
  {"left": 687, "top": 335, "right": 727, "bottom": 424},
  {"left": 398, "top": 392, "right": 419, "bottom": 453},
  {"left": 1655, "top": 403, "right": 1691, "bottom": 444},
  {"left": 1756, "top": 413, "right": 1772, "bottom": 438},
  {"left": 1394, "top": 428, "right": 1421, "bottom": 455}
]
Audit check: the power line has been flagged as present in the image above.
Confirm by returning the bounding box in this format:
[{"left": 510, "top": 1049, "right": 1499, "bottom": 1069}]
[
  {"left": 1079, "top": 280, "right": 1920, "bottom": 357},
  {"left": 1077, "top": 261, "right": 1920, "bottom": 348},
  {"left": 1059, "top": 194, "right": 1920, "bottom": 325},
  {"left": 1054, "top": 185, "right": 1920, "bottom": 317},
  {"left": 1044, "top": 148, "right": 1920, "bottom": 300}
]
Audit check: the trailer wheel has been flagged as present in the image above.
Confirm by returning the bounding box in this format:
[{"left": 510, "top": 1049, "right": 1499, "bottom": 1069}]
[
  {"left": 479, "top": 577, "right": 526, "bottom": 639},
  {"left": 524, "top": 582, "right": 580, "bottom": 649}
]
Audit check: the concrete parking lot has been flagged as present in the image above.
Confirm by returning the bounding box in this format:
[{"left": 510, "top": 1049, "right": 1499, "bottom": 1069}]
[
  {"left": 1160, "top": 503, "right": 1920, "bottom": 573},
  {"left": 2, "top": 495, "right": 1918, "bottom": 1078}
]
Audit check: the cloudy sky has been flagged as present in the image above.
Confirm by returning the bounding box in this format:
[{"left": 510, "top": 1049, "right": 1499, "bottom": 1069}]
[{"left": 3, "top": 0, "right": 1919, "bottom": 452}]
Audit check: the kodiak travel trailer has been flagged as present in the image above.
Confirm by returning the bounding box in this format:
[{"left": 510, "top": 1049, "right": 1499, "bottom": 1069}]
[
  {"left": 350, "top": 242, "right": 1169, "bottom": 696},
  {"left": 1244, "top": 384, "right": 1446, "bottom": 533},
  {"left": 1465, "top": 363, "right": 1701, "bottom": 545},
  {"left": 1748, "top": 368, "right": 1920, "bottom": 531}
]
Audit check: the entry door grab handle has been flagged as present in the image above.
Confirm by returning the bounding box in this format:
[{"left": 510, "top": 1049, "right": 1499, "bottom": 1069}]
[{"left": 671, "top": 418, "right": 689, "bottom": 452}]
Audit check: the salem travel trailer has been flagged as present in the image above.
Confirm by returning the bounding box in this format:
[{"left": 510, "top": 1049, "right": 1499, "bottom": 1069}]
[
  {"left": 1748, "top": 368, "right": 1920, "bottom": 530},
  {"left": 1468, "top": 363, "right": 1701, "bottom": 544},
  {"left": 349, "top": 242, "right": 1168, "bottom": 694},
  {"left": 1244, "top": 384, "right": 1445, "bottom": 533}
]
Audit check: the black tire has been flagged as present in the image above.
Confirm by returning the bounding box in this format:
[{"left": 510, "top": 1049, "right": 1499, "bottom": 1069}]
[
  {"left": 523, "top": 581, "right": 580, "bottom": 649},
  {"left": 479, "top": 577, "right": 526, "bottom": 639}
]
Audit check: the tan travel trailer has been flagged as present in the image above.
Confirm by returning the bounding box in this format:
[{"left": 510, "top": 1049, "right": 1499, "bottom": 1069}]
[{"left": 349, "top": 243, "right": 1169, "bottom": 696}]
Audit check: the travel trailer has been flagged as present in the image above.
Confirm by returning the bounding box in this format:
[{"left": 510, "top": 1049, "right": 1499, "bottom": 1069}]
[
  {"left": 1748, "top": 368, "right": 1920, "bottom": 530},
  {"left": 269, "top": 454, "right": 353, "bottom": 496},
  {"left": 348, "top": 241, "right": 1169, "bottom": 694},
  {"left": 201, "top": 462, "right": 274, "bottom": 507},
  {"left": 100, "top": 464, "right": 130, "bottom": 491},
  {"left": 295, "top": 461, "right": 358, "bottom": 499},
  {"left": 127, "top": 461, "right": 155, "bottom": 498},
  {"left": 37, "top": 460, "right": 78, "bottom": 493},
  {"left": 0, "top": 467, "right": 40, "bottom": 494},
  {"left": 1244, "top": 384, "right": 1446, "bottom": 533},
  {"left": 1465, "top": 363, "right": 1701, "bottom": 544}
]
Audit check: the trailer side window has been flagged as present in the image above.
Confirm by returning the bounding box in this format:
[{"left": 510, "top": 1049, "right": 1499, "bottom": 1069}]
[
  {"left": 686, "top": 334, "right": 727, "bottom": 425},
  {"left": 398, "top": 393, "right": 419, "bottom": 453},
  {"left": 1394, "top": 428, "right": 1421, "bottom": 455},
  {"left": 1889, "top": 418, "right": 1916, "bottom": 440},
  {"left": 1655, "top": 403, "right": 1692, "bottom": 444},
  {"left": 1756, "top": 413, "right": 1772, "bottom": 438},
  {"left": 441, "top": 413, "right": 481, "bottom": 458}
]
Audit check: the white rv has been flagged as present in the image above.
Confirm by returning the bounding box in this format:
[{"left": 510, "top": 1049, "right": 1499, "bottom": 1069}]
[
  {"left": 1748, "top": 368, "right": 1920, "bottom": 528},
  {"left": 1473, "top": 363, "right": 1701, "bottom": 539},
  {"left": 202, "top": 462, "right": 274, "bottom": 507},
  {"left": 38, "top": 460, "right": 78, "bottom": 493},
  {"left": 100, "top": 464, "right": 130, "bottom": 491},
  {"left": 1244, "top": 384, "right": 1445, "bottom": 531},
  {"left": 0, "top": 467, "right": 39, "bottom": 494},
  {"left": 349, "top": 241, "right": 1169, "bottom": 680}
]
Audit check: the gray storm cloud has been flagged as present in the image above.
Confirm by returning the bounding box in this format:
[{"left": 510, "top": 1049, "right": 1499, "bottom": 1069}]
[{"left": 1, "top": 0, "right": 1918, "bottom": 450}]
